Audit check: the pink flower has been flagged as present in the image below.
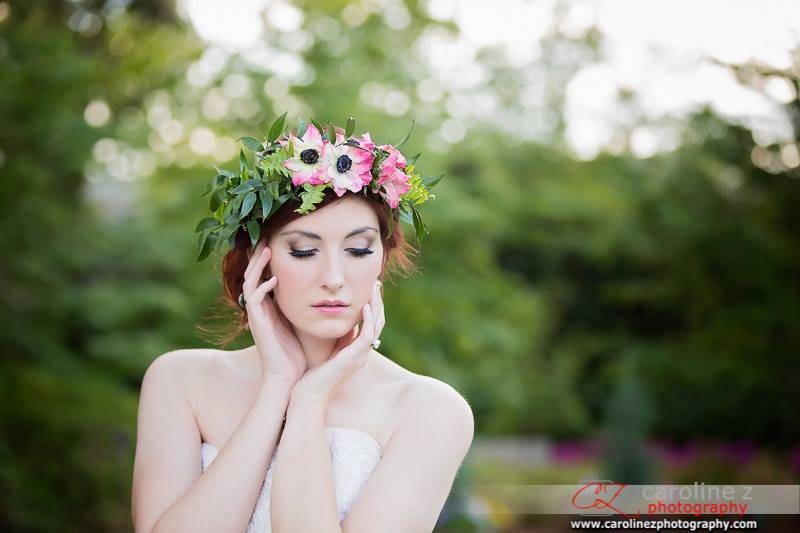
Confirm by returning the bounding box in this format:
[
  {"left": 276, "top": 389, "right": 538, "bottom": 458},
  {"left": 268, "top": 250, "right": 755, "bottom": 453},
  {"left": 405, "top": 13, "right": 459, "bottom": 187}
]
[
  {"left": 283, "top": 124, "right": 330, "bottom": 186},
  {"left": 375, "top": 144, "right": 411, "bottom": 208},
  {"left": 378, "top": 176, "right": 412, "bottom": 208},
  {"left": 378, "top": 144, "right": 407, "bottom": 171},
  {"left": 323, "top": 138, "right": 374, "bottom": 196},
  {"left": 337, "top": 131, "right": 376, "bottom": 153}
]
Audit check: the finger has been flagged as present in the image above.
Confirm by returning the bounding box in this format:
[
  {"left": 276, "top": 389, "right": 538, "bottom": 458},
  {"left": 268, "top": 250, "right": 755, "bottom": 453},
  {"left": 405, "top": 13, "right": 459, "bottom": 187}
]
[
  {"left": 359, "top": 303, "right": 375, "bottom": 347},
  {"left": 335, "top": 305, "right": 372, "bottom": 367},
  {"left": 374, "top": 307, "right": 385, "bottom": 341},
  {"left": 371, "top": 282, "right": 383, "bottom": 340},
  {"left": 375, "top": 280, "right": 384, "bottom": 316},
  {"left": 244, "top": 246, "right": 271, "bottom": 294},
  {"left": 250, "top": 275, "right": 277, "bottom": 303},
  {"left": 333, "top": 326, "right": 357, "bottom": 353},
  {"left": 254, "top": 278, "right": 281, "bottom": 324},
  {"left": 343, "top": 304, "right": 371, "bottom": 352},
  {"left": 377, "top": 286, "right": 385, "bottom": 338},
  {"left": 345, "top": 326, "right": 358, "bottom": 346},
  {"left": 361, "top": 303, "right": 378, "bottom": 361},
  {"left": 244, "top": 240, "right": 266, "bottom": 278},
  {"left": 244, "top": 241, "right": 268, "bottom": 282}
]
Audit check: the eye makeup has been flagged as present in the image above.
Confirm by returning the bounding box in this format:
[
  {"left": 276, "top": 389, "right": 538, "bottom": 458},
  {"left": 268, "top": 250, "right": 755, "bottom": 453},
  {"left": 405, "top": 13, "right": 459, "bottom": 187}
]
[
  {"left": 285, "top": 235, "right": 377, "bottom": 259},
  {"left": 288, "top": 247, "right": 374, "bottom": 259}
]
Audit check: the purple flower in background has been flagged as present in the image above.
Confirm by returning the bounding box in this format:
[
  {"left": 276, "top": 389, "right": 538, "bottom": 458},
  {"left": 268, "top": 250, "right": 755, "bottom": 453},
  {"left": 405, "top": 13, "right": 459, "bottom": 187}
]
[
  {"left": 656, "top": 440, "right": 700, "bottom": 466},
  {"left": 718, "top": 440, "right": 757, "bottom": 466},
  {"left": 552, "top": 439, "right": 600, "bottom": 463}
]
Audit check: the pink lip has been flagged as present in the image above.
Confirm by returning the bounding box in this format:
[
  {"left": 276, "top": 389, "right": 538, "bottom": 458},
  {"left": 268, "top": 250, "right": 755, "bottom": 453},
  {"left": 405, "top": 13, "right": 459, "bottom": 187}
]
[{"left": 313, "top": 305, "right": 349, "bottom": 314}]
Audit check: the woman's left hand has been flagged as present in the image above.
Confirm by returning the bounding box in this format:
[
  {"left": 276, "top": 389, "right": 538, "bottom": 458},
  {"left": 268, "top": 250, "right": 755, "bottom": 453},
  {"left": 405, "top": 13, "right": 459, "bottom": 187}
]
[{"left": 291, "top": 280, "right": 385, "bottom": 407}]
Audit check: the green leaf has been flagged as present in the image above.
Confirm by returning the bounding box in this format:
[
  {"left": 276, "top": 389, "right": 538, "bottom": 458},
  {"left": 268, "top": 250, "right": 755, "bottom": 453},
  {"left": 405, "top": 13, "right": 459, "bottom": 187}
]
[
  {"left": 406, "top": 153, "right": 421, "bottom": 166},
  {"left": 196, "top": 231, "right": 219, "bottom": 262},
  {"left": 345, "top": 116, "right": 355, "bottom": 138},
  {"left": 238, "top": 136, "right": 264, "bottom": 152},
  {"left": 268, "top": 193, "right": 290, "bottom": 217},
  {"left": 246, "top": 218, "right": 261, "bottom": 247},
  {"left": 195, "top": 217, "right": 220, "bottom": 233},
  {"left": 210, "top": 188, "right": 225, "bottom": 212},
  {"left": 259, "top": 143, "right": 293, "bottom": 180},
  {"left": 410, "top": 204, "right": 428, "bottom": 244},
  {"left": 296, "top": 118, "right": 307, "bottom": 138},
  {"left": 398, "top": 204, "right": 413, "bottom": 225},
  {"left": 327, "top": 122, "right": 337, "bottom": 143},
  {"left": 259, "top": 189, "right": 273, "bottom": 220},
  {"left": 220, "top": 223, "right": 239, "bottom": 242},
  {"left": 268, "top": 111, "right": 288, "bottom": 142},
  {"left": 240, "top": 191, "right": 257, "bottom": 219},
  {"left": 231, "top": 182, "right": 255, "bottom": 194},
  {"left": 215, "top": 166, "right": 235, "bottom": 178},
  {"left": 239, "top": 149, "right": 247, "bottom": 173},
  {"left": 226, "top": 194, "right": 244, "bottom": 220},
  {"left": 394, "top": 118, "right": 415, "bottom": 149},
  {"left": 296, "top": 183, "right": 326, "bottom": 214},
  {"left": 310, "top": 118, "right": 325, "bottom": 137},
  {"left": 422, "top": 174, "right": 444, "bottom": 188},
  {"left": 202, "top": 175, "right": 226, "bottom": 196},
  {"left": 371, "top": 149, "right": 389, "bottom": 172},
  {"left": 224, "top": 212, "right": 240, "bottom": 227}
]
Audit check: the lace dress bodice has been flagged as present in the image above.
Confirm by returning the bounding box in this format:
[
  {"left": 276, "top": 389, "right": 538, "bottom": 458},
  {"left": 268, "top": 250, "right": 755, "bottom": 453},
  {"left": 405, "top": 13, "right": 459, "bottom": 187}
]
[{"left": 200, "top": 427, "right": 382, "bottom": 533}]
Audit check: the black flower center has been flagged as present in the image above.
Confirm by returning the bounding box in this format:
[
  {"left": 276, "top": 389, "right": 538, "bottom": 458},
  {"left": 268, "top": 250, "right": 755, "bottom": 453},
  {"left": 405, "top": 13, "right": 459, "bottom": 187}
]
[
  {"left": 336, "top": 154, "right": 352, "bottom": 173},
  {"left": 300, "top": 148, "right": 319, "bottom": 165}
]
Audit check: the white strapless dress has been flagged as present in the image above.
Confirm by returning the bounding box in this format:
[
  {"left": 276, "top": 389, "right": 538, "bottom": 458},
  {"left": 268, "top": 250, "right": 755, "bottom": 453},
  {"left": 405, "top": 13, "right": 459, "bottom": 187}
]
[{"left": 201, "top": 427, "right": 382, "bottom": 533}]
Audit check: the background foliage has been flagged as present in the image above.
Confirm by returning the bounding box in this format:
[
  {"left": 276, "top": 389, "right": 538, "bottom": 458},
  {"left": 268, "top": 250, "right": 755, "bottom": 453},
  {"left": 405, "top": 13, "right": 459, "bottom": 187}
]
[{"left": 1, "top": 1, "right": 798, "bottom": 531}]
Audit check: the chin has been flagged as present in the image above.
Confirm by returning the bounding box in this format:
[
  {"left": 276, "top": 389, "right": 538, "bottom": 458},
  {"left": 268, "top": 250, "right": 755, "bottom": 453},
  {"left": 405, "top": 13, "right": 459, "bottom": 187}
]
[{"left": 303, "top": 316, "right": 358, "bottom": 339}]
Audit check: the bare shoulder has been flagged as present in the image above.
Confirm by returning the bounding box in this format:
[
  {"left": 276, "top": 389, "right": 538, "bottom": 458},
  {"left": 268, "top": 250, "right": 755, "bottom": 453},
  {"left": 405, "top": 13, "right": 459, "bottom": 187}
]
[
  {"left": 398, "top": 373, "right": 475, "bottom": 444},
  {"left": 141, "top": 348, "right": 217, "bottom": 406},
  {"left": 410, "top": 375, "right": 474, "bottom": 421},
  {"left": 144, "top": 348, "right": 215, "bottom": 380},
  {"left": 132, "top": 348, "right": 218, "bottom": 533}
]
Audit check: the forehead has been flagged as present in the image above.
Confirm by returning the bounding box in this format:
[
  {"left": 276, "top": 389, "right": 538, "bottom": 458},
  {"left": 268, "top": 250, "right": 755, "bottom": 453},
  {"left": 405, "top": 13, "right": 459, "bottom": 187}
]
[{"left": 281, "top": 197, "right": 379, "bottom": 237}]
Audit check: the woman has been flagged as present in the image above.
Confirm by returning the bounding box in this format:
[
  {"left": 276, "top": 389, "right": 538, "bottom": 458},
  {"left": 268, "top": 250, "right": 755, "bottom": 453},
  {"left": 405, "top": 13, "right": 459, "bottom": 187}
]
[{"left": 131, "top": 119, "right": 474, "bottom": 533}]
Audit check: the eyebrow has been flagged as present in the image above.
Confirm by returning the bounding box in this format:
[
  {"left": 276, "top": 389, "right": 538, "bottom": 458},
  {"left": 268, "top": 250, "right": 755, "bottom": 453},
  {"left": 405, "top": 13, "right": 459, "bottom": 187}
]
[{"left": 279, "top": 225, "right": 379, "bottom": 240}]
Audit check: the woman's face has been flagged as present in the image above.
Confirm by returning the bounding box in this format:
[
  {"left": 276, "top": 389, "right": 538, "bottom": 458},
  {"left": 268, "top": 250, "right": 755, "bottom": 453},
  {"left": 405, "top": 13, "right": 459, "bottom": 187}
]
[{"left": 264, "top": 196, "right": 385, "bottom": 339}]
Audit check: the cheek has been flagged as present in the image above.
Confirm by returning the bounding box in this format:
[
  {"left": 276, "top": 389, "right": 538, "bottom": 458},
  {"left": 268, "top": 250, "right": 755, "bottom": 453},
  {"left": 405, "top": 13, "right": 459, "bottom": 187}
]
[
  {"left": 351, "top": 255, "right": 383, "bottom": 301},
  {"left": 269, "top": 256, "right": 303, "bottom": 302}
]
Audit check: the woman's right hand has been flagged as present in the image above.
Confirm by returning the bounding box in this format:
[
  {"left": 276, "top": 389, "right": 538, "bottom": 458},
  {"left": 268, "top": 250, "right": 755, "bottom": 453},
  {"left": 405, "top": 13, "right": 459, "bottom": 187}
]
[{"left": 242, "top": 240, "right": 307, "bottom": 386}]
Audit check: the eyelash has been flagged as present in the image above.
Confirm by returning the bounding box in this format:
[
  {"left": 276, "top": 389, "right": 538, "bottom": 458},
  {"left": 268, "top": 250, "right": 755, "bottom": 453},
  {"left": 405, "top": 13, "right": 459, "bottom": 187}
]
[{"left": 289, "top": 248, "right": 374, "bottom": 258}]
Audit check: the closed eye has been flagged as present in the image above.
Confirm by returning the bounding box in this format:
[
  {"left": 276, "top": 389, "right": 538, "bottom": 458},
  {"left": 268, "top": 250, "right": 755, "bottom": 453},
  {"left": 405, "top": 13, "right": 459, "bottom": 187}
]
[{"left": 289, "top": 248, "right": 374, "bottom": 258}]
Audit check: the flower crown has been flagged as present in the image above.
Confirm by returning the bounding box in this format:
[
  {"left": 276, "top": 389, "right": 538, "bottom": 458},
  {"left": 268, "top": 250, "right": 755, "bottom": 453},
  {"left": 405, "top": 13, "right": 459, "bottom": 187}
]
[{"left": 194, "top": 112, "right": 443, "bottom": 262}]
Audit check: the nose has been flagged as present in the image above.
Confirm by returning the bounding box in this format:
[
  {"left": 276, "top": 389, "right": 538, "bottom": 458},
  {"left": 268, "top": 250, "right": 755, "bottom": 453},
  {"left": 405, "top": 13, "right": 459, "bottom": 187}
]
[{"left": 320, "top": 250, "right": 346, "bottom": 292}]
